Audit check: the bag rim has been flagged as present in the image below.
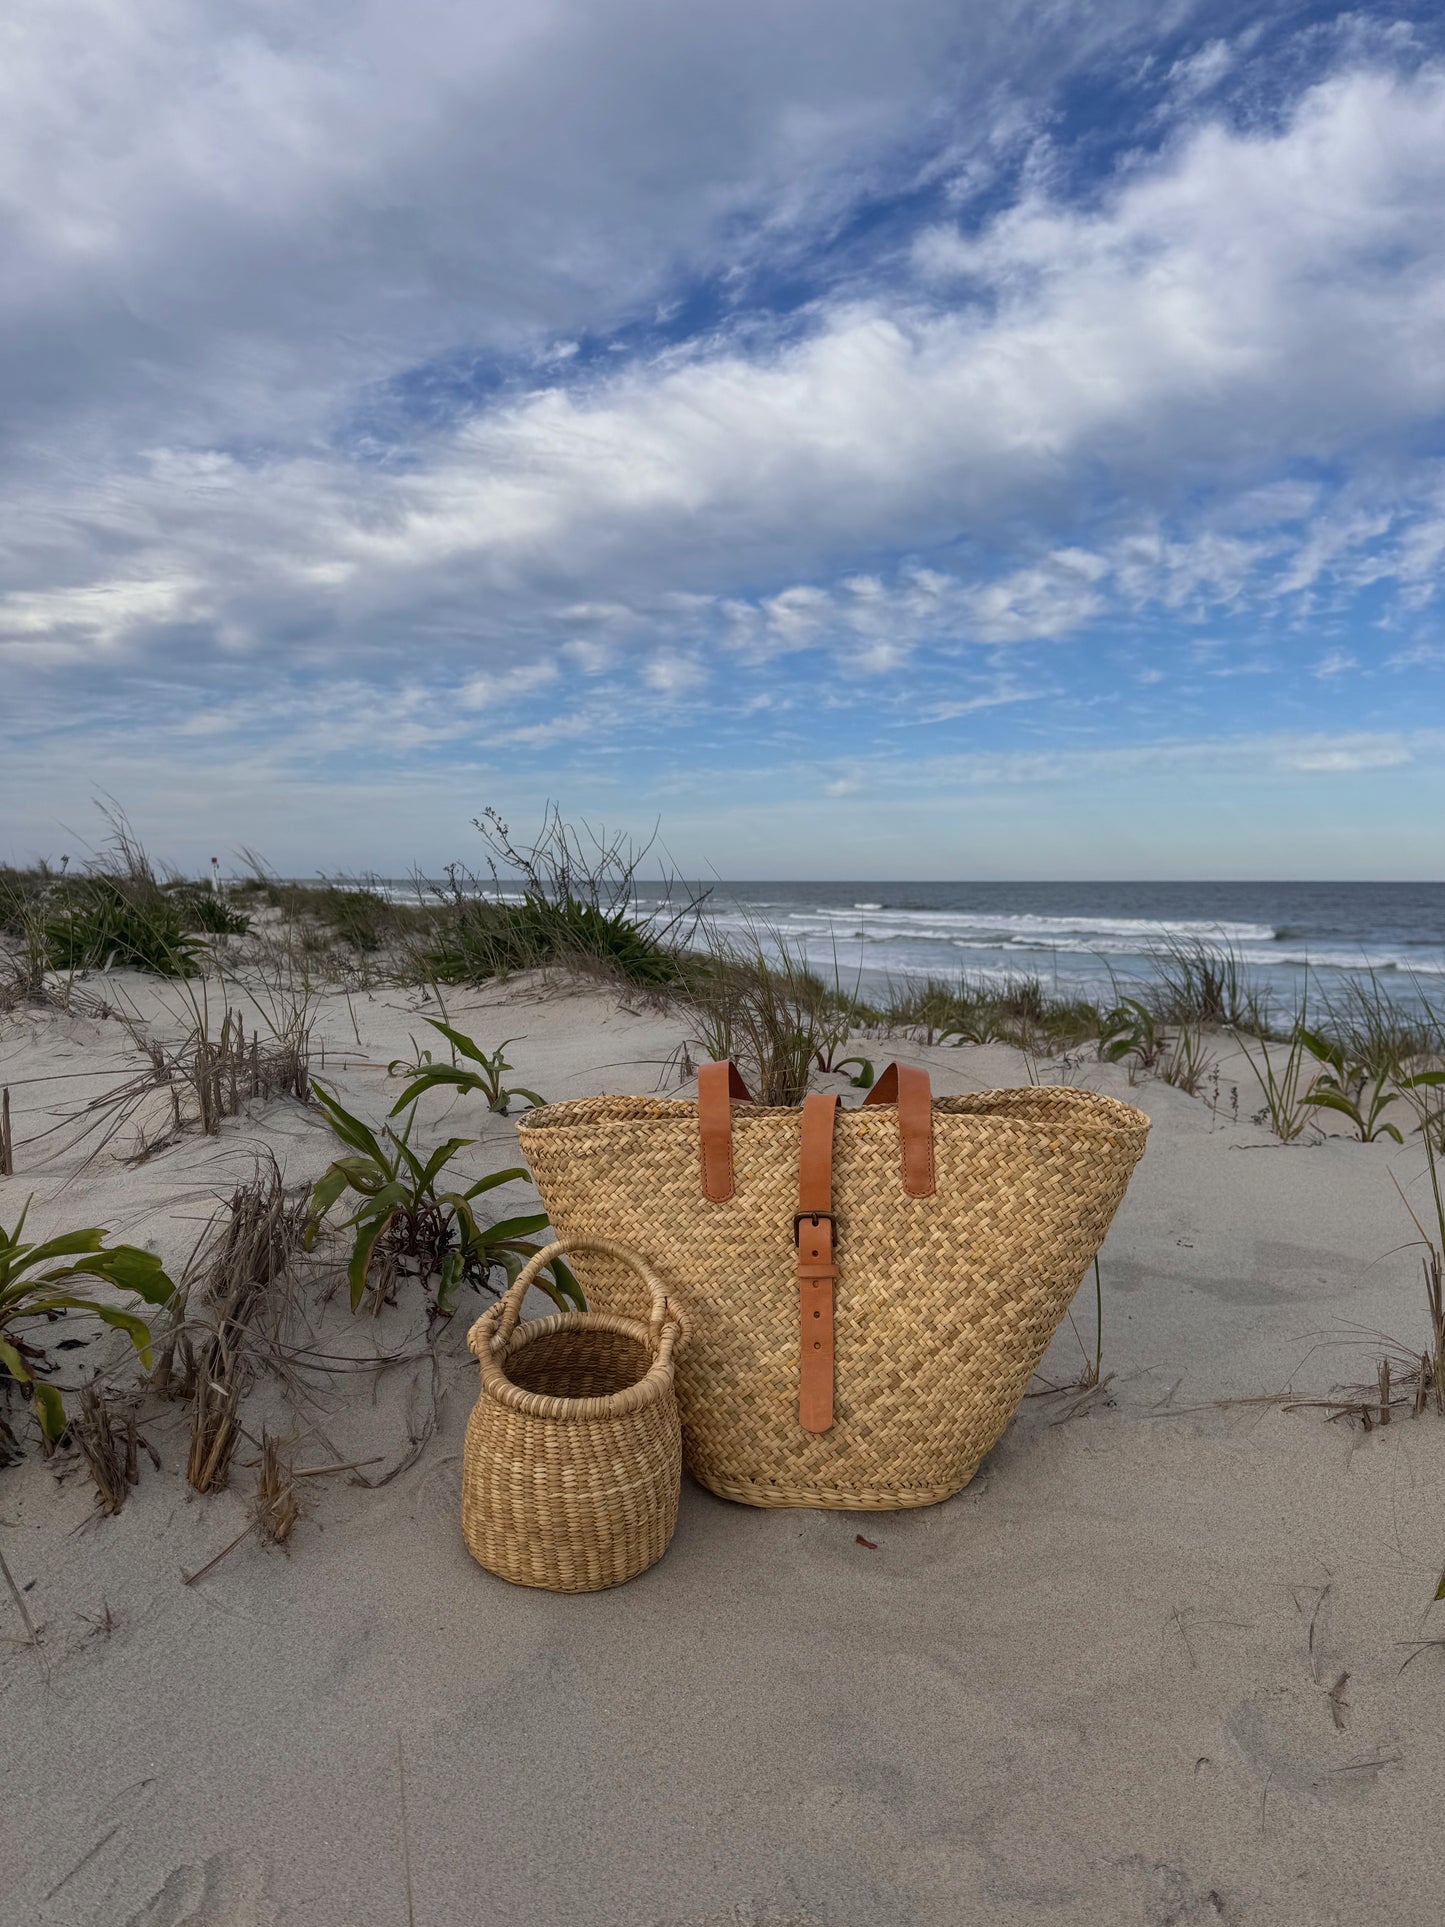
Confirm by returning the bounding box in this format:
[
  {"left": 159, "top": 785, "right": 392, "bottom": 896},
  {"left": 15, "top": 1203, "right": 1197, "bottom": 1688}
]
[{"left": 518, "top": 1085, "right": 1150, "bottom": 1139}]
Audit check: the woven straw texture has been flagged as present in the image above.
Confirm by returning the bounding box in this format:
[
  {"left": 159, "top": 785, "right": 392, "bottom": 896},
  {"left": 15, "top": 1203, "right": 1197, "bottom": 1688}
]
[
  {"left": 519, "top": 1085, "right": 1148, "bottom": 1511},
  {"left": 462, "top": 1238, "right": 685, "bottom": 1592}
]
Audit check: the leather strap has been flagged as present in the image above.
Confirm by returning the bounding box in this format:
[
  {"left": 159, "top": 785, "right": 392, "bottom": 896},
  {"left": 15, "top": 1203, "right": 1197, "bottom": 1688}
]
[
  {"left": 796, "top": 1092, "right": 840, "bottom": 1433},
  {"left": 697, "top": 1060, "right": 753, "bottom": 1203},
  {"left": 862, "top": 1061, "right": 936, "bottom": 1198}
]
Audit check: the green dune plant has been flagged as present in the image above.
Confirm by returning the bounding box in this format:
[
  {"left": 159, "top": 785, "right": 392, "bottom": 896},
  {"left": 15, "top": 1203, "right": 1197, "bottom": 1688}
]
[
  {"left": 1297, "top": 1029, "right": 1407, "bottom": 1142},
  {"left": 388, "top": 1021, "right": 545, "bottom": 1115},
  {"left": 430, "top": 889, "right": 683, "bottom": 987},
  {"left": 1310, "top": 972, "right": 1445, "bottom": 1146},
  {"left": 1, "top": 865, "right": 60, "bottom": 1008},
  {"left": 425, "top": 806, "right": 706, "bottom": 990},
  {"left": 1098, "top": 998, "right": 1215, "bottom": 1093},
  {"left": 1149, "top": 937, "right": 1271, "bottom": 1033},
  {"left": 0, "top": 1201, "right": 175, "bottom": 1452},
  {"left": 313, "top": 884, "right": 392, "bottom": 954},
  {"left": 15, "top": 808, "right": 245, "bottom": 981},
  {"left": 231, "top": 856, "right": 438, "bottom": 983},
  {"left": 1237, "top": 1023, "right": 1316, "bottom": 1142},
  {"left": 1320, "top": 972, "right": 1441, "bottom": 1082},
  {"left": 814, "top": 1044, "right": 876, "bottom": 1087},
  {"left": 303, "top": 1082, "right": 580, "bottom": 1318},
  {"left": 1393, "top": 1137, "right": 1445, "bottom": 1418},
  {"left": 1098, "top": 998, "right": 1163, "bottom": 1077},
  {"left": 1158, "top": 1018, "right": 1213, "bottom": 1096},
  {"left": 42, "top": 877, "right": 206, "bottom": 977},
  {"left": 881, "top": 973, "right": 1099, "bottom": 1051},
  {"left": 678, "top": 935, "right": 844, "bottom": 1105}
]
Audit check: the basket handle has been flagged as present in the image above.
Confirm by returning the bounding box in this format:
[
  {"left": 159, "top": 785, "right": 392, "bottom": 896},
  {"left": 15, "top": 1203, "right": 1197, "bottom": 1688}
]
[
  {"left": 698, "top": 1059, "right": 753, "bottom": 1202},
  {"left": 696, "top": 1057, "right": 935, "bottom": 1200},
  {"left": 485, "top": 1238, "right": 681, "bottom": 1354},
  {"left": 862, "top": 1062, "right": 936, "bottom": 1197}
]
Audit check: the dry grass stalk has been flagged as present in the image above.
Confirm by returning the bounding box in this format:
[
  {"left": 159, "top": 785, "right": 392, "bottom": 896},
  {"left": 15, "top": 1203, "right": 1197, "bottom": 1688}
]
[
  {"left": 0, "top": 1538, "right": 47, "bottom": 1677},
  {"left": 191, "top": 1004, "right": 311, "bottom": 1133},
  {"left": 252, "top": 1430, "right": 301, "bottom": 1545},
  {"left": 183, "top": 1431, "right": 304, "bottom": 1585},
  {"left": 1281, "top": 1263, "right": 1444, "bottom": 1429},
  {"left": 144, "top": 1271, "right": 199, "bottom": 1403},
  {"left": 77, "top": 1599, "right": 116, "bottom": 1639},
  {"left": 179, "top": 1159, "right": 308, "bottom": 1493},
  {"left": 187, "top": 1374, "right": 243, "bottom": 1493},
  {"left": 71, "top": 1384, "right": 158, "bottom": 1515},
  {"left": 33, "top": 977, "right": 313, "bottom": 1172}
]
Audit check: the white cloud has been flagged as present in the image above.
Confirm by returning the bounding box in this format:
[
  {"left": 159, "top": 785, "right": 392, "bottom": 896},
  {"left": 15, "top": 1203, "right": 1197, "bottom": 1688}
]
[
  {"left": 835, "top": 728, "right": 1429, "bottom": 791},
  {"left": 0, "top": 576, "right": 203, "bottom": 649},
  {"left": 1387, "top": 642, "right": 1445, "bottom": 670},
  {"left": 1312, "top": 648, "right": 1357, "bottom": 679},
  {"left": 907, "top": 685, "right": 1045, "bottom": 723},
  {"left": 641, "top": 651, "right": 707, "bottom": 695},
  {"left": 0, "top": 0, "right": 1169, "bottom": 471},
  {"left": 561, "top": 638, "right": 617, "bottom": 673},
  {"left": 5, "top": 57, "right": 1445, "bottom": 700},
  {"left": 1164, "top": 39, "right": 1235, "bottom": 104},
  {"left": 1283, "top": 739, "right": 1411, "bottom": 773},
  {"left": 457, "top": 660, "right": 559, "bottom": 710}
]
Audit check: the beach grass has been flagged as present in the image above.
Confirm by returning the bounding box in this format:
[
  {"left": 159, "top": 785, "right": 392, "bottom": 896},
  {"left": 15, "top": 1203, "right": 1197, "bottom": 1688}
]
[
  {"left": 7, "top": 807, "right": 249, "bottom": 981},
  {"left": 422, "top": 806, "right": 704, "bottom": 990},
  {"left": 4, "top": 807, "right": 1444, "bottom": 1146},
  {"left": 1145, "top": 935, "right": 1274, "bottom": 1034},
  {"left": 167, "top": 1160, "right": 310, "bottom": 1494},
  {"left": 1237, "top": 1022, "right": 1316, "bottom": 1142},
  {"left": 872, "top": 973, "right": 1101, "bottom": 1049},
  {"left": 673, "top": 935, "right": 847, "bottom": 1104}
]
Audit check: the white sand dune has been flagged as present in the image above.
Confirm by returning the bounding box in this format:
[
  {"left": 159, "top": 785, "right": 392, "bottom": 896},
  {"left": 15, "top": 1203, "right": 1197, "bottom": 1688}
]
[{"left": 2, "top": 975, "right": 1443, "bottom": 1925}]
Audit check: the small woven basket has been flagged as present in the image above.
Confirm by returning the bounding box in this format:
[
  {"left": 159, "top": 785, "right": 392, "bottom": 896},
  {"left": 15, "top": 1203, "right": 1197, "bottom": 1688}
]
[{"left": 462, "top": 1238, "right": 686, "bottom": 1593}]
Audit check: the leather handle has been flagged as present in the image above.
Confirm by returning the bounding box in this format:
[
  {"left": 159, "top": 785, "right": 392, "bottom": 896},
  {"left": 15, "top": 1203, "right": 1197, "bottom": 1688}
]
[
  {"left": 862, "top": 1062, "right": 936, "bottom": 1197},
  {"left": 697, "top": 1059, "right": 753, "bottom": 1203},
  {"left": 796, "top": 1093, "right": 840, "bottom": 1433}
]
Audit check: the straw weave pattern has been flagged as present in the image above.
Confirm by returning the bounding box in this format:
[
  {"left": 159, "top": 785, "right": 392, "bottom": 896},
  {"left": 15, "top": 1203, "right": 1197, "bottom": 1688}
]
[
  {"left": 519, "top": 1086, "right": 1148, "bottom": 1511},
  {"left": 462, "top": 1241, "right": 684, "bottom": 1591}
]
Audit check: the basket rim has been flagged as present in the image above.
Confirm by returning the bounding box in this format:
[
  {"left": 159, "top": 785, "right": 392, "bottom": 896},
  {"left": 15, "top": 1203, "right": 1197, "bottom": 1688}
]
[
  {"left": 472, "top": 1305, "right": 683, "bottom": 1422},
  {"left": 518, "top": 1085, "right": 1150, "bottom": 1137}
]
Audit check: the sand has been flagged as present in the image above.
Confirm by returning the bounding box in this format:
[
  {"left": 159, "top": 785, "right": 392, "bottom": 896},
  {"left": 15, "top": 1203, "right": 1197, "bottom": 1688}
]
[{"left": 3, "top": 971, "right": 1444, "bottom": 1926}]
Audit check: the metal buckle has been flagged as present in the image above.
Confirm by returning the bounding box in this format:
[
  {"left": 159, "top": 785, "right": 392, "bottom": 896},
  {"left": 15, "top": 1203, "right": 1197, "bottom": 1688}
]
[{"left": 792, "top": 1210, "right": 834, "bottom": 1246}]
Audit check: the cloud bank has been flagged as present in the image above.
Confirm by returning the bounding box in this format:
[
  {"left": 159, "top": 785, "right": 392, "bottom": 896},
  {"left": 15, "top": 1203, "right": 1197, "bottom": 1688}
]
[{"left": 1, "top": 3, "right": 1442, "bottom": 873}]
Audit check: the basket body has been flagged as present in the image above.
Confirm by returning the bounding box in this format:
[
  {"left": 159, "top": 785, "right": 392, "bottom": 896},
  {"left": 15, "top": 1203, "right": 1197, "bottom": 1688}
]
[
  {"left": 519, "top": 1086, "right": 1148, "bottom": 1511},
  {"left": 463, "top": 1309, "right": 682, "bottom": 1592}
]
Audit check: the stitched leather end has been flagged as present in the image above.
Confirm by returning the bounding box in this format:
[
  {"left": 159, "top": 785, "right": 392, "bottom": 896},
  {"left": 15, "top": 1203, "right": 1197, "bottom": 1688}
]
[
  {"left": 697, "top": 1059, "right": 751, "bottom": 1202},
  {"left": 863, "top": 1061, "right": 936, "bottom": 1197}
]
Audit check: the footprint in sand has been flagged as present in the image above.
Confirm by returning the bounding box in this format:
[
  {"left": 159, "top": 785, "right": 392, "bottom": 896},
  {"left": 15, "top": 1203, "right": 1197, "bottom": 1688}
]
[
  {"left": 1226, "top": 1689, "right": 1398, "bottom": 1803},
  {"left": 120, "top": 1854, "right": 277, "bottom": 1927}
]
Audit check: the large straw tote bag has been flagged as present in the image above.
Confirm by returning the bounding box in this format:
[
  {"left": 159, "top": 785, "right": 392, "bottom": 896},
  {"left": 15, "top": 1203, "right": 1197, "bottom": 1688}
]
[
  {"left": 517, "top": 1062, "right": 1148, "bottom": 1512},
  {"left": 463, "top": 1238, "right": 686, "bottom": 1592}
]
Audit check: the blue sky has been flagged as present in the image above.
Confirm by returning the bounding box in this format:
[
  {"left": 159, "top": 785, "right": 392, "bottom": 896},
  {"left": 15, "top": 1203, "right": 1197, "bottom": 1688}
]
[{"left": 2, "top": 1, "right": 1443, "bottom": 878}]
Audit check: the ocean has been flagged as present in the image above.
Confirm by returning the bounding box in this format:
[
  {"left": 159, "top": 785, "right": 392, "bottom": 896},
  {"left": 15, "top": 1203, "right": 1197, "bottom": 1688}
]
[
  {"left": 376, "top": 877, "right": 1444, "bottom": 1017},
  {"left": 637, "top": 879, "right": 1445, "bottom": 1017}
]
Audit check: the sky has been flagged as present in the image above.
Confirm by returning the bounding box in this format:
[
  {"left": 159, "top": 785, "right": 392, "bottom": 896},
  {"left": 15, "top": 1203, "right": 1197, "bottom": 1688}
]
[{"left": 2, "top": 1, "right": 1444, "bottom": 880}]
